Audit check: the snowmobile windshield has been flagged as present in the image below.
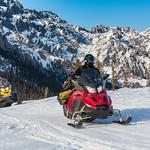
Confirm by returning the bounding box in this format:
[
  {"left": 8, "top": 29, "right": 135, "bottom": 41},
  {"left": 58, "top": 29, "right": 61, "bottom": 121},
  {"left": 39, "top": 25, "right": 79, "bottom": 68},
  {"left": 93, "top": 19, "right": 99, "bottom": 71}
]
[
  {"left": 0, "top": 79, "right": 10, "bottom": 88},
  {"left": 78, "top": 68, "right": 102, "bottom": 88}
]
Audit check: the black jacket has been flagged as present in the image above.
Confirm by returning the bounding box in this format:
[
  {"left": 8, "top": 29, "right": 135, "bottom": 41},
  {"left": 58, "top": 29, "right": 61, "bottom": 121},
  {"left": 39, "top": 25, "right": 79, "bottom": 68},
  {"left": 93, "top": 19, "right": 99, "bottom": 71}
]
[
  {"left": 64, "top": 64, "right": 102, "bottom": 90},
  {"left": 72, "top": 64, "right": 101, "bottom": 79}
]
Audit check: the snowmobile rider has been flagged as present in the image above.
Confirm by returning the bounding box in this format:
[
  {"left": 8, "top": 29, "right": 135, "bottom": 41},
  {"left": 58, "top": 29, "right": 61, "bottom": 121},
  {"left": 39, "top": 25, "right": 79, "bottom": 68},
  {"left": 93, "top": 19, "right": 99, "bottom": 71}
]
[
  {"left": 67, "top": 53, "right": 109, "bottom": 89},
  {"left": 72, "top": 54, "right": 101, "bottom": 80},
  {"left": 58, "top": 54, "right": 104, "bottom": 105},
  {"left": 63, "top": 54, "right": 101, "bottom": 90}
]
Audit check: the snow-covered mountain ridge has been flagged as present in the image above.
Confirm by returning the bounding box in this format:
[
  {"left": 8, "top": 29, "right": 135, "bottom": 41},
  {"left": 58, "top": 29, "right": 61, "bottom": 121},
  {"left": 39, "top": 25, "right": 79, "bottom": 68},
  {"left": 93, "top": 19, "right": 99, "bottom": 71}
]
[
  {"left": 0, "top": 0, "right": 150, "bottom": 93},
  {"left": 0, "top": 87, "right": 150, "bottom": 150}
]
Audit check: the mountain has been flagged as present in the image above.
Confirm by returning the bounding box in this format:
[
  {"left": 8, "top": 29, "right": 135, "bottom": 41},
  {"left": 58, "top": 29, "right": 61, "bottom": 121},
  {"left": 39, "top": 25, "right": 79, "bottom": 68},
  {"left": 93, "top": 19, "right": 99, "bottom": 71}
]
[
  {"left": 0, "top": 87, "right": 150, "bottom": 149},
  {"left": 0, "top": 0, "right": 90, "bottom": 95},
  {"left": 0, "top": 0, "right": 150, "bottom": 95},
  {"left": 87, "top": 25, "right": 150, "bottom": 87}
]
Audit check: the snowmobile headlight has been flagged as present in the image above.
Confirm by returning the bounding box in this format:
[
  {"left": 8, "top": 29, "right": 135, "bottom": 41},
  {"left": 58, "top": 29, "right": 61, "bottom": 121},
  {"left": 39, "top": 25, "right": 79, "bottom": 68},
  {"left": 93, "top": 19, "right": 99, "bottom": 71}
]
[
  {"left": 5, "top": 87, "right": 9, "bottom": 91},
  {"left": 85, "top": 86, "right": 97, "bottom": 93},
  {"left": 97, "top": 86, "right": 103, "bottom": 93},
  {"left": 0, "top": 88, "right": 5, "bottom": 92}
]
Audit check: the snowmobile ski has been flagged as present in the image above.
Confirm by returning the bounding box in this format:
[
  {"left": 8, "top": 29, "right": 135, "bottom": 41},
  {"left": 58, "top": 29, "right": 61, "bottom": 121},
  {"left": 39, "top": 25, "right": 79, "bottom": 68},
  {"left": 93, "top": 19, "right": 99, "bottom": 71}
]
[
  {"left": 113, "top": 114, "right": 132, "bottom": 125},
  {"left": 67, "top": 112, "right": 84, "bottom": 128},
  {"left": 67, "top": 121, "right": 83, "bottom": 128}
]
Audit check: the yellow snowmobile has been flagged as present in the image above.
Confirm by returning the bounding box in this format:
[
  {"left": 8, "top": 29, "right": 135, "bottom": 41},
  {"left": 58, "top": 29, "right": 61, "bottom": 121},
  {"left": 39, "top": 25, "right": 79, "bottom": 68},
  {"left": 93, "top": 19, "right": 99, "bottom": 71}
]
[{"left": 0, "top": 77, "right": 18, "bottom": 107}]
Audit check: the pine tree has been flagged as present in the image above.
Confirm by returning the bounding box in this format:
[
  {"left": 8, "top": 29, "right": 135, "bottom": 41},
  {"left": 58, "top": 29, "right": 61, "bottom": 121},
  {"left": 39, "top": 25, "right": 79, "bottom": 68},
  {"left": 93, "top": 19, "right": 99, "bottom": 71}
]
[
  {"left": 111, "top": 61, "right": 118, "bottom": 90},
  {"left": 123, "top": 68, "right": 129, "bottom": 88},
  {"left": 44, "top": 87, "right": 49, "bottom": 98},
  {"left": 146, "top": 64, "right": 150, "bottom": 86},
  {"left": 96, "top": 51, "right": 104, "bottom": 76}
]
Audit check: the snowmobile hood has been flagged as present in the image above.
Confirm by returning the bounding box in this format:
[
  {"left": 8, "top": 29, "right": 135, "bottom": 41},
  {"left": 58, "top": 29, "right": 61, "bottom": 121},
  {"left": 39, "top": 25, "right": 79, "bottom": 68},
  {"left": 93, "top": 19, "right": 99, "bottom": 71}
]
[{"left": 83, "top": 91, "right": 111, "bottom": 109}]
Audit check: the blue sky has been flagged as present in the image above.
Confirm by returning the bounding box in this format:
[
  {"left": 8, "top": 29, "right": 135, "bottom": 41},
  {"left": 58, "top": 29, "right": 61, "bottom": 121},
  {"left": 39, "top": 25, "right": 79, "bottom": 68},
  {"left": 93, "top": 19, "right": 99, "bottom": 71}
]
[{"left": 19, "top": 0, "right": 150, "bottom": 31}]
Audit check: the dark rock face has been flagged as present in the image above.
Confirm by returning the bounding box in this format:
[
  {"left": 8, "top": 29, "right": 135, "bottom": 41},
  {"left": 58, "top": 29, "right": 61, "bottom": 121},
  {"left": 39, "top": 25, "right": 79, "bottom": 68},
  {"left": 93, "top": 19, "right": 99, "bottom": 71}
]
[
  {"left": 91, "top": 25, "right": 110, "bottom": 33},
  {"left": 7, "top": 0, "right": 23, "bottom": 15}
]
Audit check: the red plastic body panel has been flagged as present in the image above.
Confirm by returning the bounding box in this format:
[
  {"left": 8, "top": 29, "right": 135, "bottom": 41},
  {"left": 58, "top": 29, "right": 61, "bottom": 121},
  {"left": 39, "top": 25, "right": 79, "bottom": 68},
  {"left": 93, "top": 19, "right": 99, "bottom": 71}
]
[{"left": 67, "top": 89, "right": 112, "bottom": 114}]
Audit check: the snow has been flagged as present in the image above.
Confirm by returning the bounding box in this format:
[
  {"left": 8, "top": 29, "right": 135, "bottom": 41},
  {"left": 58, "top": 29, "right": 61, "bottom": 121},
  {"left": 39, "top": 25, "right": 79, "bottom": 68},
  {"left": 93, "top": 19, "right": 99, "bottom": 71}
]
[
  {"left": 0, "top": 6, "right": 7, "bottom": 12},
  {"left": 0, "top": 87, "right": 150, "bottom": 150},
  {"left": 3, "top": 0, "right": 7, "bottom": 3},
  {"left": 6, "top": 32, "right": 18, "bottom": 42},
  {"left": 13, "top": 14, "right": 21, "bottom": 20},
  {"left": 31, "top": 20, "right": 44, "bottom": 26},
  {"left": 2, "top": 27, "right": 10, "bottom": 34},
  {"left": 141, "top": 28, "right": 150, "bottom": 35},
  {"left": 9, "top": 2, "right": 15, "bottom": 9},
  {"left": 21, "top": 30, "right": 31, "bottom": 37},
  {"left": 18, "top": 45, "right": 50, "bottom": 68},
  {"left": 22, "top": 13, "right": 32, "bottom": 18},
  {"left": 4, "top": 30, "right": 51, "bottom": 69}
]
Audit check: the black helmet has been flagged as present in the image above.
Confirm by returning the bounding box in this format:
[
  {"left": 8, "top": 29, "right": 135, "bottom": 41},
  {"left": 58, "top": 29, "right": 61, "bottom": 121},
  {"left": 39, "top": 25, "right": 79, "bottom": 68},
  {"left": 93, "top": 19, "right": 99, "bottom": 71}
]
[{"left": 84, "top": 54, "right": 94, "bottom": 65}]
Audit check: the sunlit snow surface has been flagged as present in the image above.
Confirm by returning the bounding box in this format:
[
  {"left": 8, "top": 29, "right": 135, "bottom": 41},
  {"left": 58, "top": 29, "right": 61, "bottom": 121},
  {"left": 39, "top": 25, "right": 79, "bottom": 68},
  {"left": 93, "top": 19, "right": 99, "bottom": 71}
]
[{"left": 0, "top": 88, "right": 150, "bottom": 150}]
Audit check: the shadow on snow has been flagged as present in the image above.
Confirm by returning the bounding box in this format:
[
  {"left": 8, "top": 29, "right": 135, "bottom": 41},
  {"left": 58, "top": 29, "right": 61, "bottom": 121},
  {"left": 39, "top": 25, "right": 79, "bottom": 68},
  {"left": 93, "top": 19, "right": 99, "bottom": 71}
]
[{"left": 84, "top": 107, "right": 150, "bottom": 128}]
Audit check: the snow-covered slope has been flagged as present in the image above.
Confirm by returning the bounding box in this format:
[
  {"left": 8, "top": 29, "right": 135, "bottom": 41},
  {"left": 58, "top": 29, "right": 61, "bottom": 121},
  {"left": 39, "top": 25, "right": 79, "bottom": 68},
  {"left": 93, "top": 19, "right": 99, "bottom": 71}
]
[
  {"left": 0, "top": 87, "right": 150, "bottom": 150},
  {"left": 0, "top": 0, "right": 150, "bottom": 91}
]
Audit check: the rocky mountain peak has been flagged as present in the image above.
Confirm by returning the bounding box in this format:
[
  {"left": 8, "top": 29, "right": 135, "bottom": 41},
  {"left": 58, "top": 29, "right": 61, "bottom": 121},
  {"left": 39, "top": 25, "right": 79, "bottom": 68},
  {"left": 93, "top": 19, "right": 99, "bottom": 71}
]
[
  {"left": 0, "top": 0, "right": 23, "bottom": 15},
  {"left": 142, "top": 28, "right": 150, "bottom": 37},
  {"left": 0, "top": 0, "right": 22, "bottom": 6}
]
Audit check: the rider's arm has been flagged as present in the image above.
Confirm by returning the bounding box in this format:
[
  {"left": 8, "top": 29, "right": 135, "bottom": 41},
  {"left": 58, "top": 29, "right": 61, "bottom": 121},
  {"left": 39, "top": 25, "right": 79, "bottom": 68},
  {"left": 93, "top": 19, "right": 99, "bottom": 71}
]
[{"left": 71, "top": 67, "right": 82, "bottom": 79}]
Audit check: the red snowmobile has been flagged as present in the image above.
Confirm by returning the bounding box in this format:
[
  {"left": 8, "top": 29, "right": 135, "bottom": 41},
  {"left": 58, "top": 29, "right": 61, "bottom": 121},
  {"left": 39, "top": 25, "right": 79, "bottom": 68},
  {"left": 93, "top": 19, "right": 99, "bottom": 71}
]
[{"left": 60, "top": 71, "right": 132, "bottom": 128}]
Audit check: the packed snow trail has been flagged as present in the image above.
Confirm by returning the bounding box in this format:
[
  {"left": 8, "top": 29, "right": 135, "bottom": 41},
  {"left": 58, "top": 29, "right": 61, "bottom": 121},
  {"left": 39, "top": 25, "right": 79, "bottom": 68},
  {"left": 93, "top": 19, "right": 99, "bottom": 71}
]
[{"left": 0, "top": 88, "right": 150, "bottom": 150}]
